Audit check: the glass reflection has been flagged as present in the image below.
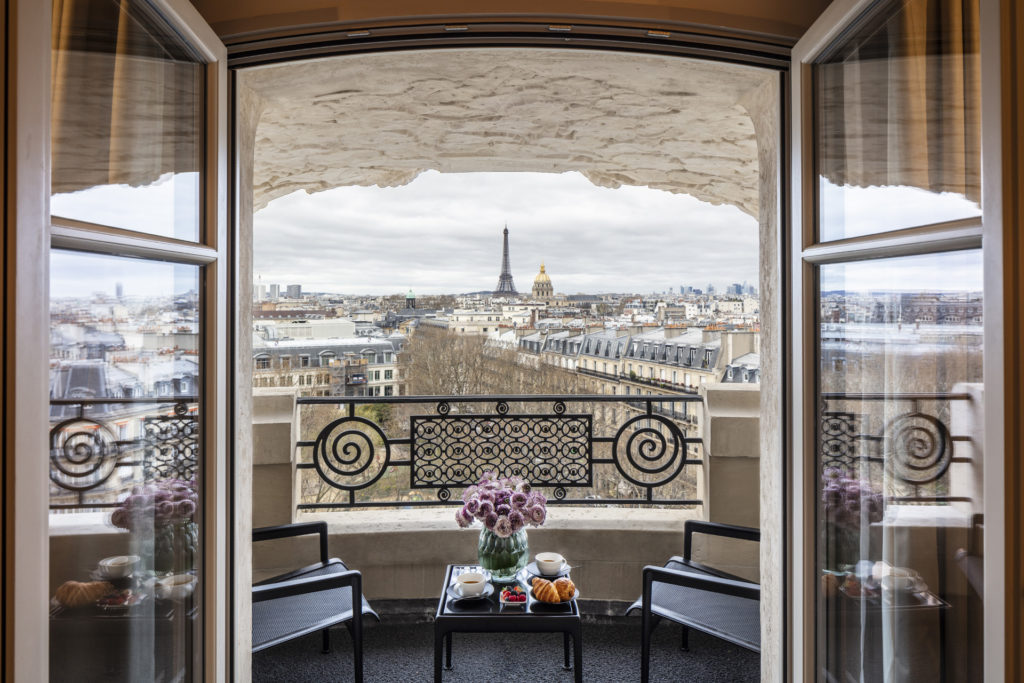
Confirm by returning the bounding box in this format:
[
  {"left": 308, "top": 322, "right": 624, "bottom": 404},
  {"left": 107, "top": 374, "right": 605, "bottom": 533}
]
[
  {"left": 816, "top": 250, "right": 983, "bottom": 682},
  {"left": 51, "top": 0, "right": 204, "bottom": 240},
  {"left": 49, "top": 250, "right": 200, "bottom": 681},
  {"left": 814, "top": 0, "right": 981, "bottom": 240}
]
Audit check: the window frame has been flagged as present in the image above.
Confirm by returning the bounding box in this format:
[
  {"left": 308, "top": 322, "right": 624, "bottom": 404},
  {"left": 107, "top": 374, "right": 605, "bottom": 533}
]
[
  {"left": 9, "top": 0, "right": 231, "bottom": 679},
  {"left": 790, "top": 0, "right": 1005, "bottom": 679}
]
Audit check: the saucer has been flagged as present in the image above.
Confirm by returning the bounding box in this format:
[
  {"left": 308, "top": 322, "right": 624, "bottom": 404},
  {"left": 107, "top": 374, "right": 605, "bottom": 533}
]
[
  {"left": 446, "top": 582, "right": 495, "bottom": 601},
  {"left": 523, "top": 560, "right": 570, "bottom": 579}
]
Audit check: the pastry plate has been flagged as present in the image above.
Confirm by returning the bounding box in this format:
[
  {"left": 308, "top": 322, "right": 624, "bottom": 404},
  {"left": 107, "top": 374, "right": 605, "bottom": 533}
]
[
  {"left": 530, "top": 588, "right": 579, "bottom": 605},
  {"left": 446, "top": 582, "right": 495, "bottom": 602}
]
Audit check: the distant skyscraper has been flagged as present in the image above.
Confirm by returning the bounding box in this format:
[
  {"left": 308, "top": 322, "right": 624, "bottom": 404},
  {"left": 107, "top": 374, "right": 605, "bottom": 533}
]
[
  {"left": 115, "top": 282, "right": 124, "bottom": 300},
  {"left": 707, "top": 283, "right": 715, "bottom": 295},
  {"left": 269, "top": 284, "right": 280, "bottom": 300},
  {"left": 493, "top": 225, "right": 518, "bottom": 296},
  {"left": 286, "top": 284, "right": 302, "bottom": 299}
]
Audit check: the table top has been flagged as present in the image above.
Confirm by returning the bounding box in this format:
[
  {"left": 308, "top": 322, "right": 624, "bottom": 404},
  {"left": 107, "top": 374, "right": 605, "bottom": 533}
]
[{"left": 436, "top": 564, "right": 579, "bottom": 620}]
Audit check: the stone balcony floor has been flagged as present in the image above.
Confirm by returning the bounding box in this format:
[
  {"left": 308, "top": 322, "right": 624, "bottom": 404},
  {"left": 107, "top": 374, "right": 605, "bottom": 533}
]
[{"left": 253, "top": 612, "right": 759, "bottom": 682}]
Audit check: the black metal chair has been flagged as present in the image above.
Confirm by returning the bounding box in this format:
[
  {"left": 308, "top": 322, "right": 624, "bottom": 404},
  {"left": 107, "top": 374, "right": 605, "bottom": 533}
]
[
  {"left": 252, "top": 521, "right": 378, "bottom": 682},
  {"left": 626, "top": 520, "right": 760, "bottom": 683}
]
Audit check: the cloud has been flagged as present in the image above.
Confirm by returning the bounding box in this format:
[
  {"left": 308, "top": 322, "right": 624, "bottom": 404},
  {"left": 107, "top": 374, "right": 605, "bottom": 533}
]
[{"left": 253, "top": 170, "right": 760, "bottom": 295}]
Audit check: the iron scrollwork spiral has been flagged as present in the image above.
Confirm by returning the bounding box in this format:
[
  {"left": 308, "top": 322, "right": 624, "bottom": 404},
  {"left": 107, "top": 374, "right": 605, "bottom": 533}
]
[
  {"left": 313, "top": 416, "right": 391, "bottom": 491},
  {"left": 552, "top": 401, "right": 567, "bottom": 415},
  {"left": 611, "top": 414, "right": 686, "bottom": 488},
  {"left": 885, "top": 412, "right": 953, "bottom": 484},
  {"left": 49, "top": 418, "right": 122, "bottom": 492}
]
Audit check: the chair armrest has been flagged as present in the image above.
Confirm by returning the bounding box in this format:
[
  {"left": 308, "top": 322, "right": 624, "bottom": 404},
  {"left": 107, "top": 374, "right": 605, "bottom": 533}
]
[
  {"left": 253, "top": 521, "right": 328, "bottom": 564},
  {"left": 253, "top": 568, "right": 362, "bottom": 603},
  {"left": 683, "top": 520, "right": 760, "bottom": 563},
  {"left": 643, "top": 564, "right": 760, "bottom": 602}
]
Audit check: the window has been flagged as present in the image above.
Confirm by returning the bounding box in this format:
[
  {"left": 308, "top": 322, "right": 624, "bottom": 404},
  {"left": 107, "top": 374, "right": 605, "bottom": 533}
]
[
  {"left": 802, "top": 2, "right": 985, "bottom": 678},
  {"left": 299, "top": 354, "right": 310, "bottom": 367},
  {"left": 384, "top": 386, "right": 393, "bottom": 396},
  {"left": 255, "top": 357, "right": 270, "bottom": 370},
  {"left": 46, "top": 0, "right": 221, "bottom": 678},
  {"left": 385, "top": 370, "right": 393, "bottom": 380}
]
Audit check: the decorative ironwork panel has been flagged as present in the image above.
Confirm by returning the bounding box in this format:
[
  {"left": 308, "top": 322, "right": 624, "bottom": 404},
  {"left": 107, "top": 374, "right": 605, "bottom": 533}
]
[
  {"left": 411, "top": 414, "right": 592, "bottom": 488},
  {"left": 143, "top": 404, "right": 199, "bottom": 482},
  {"left": 819, "top": 411, "right": 860, "bottom": 472}
]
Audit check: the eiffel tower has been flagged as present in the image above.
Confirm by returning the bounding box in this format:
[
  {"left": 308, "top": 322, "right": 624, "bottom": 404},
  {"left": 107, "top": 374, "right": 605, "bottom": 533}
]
[{"left": 493, "top": 225, "right": 518, "bottom": 296}]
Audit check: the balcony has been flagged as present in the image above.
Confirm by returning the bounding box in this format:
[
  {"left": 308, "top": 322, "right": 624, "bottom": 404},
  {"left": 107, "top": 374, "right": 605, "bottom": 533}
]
[
  {"left": 620, "top": 373, "right": 700, "bottom": 395},
  {"left": 46, "top": 384, "right": 980, "bottom": 681}
]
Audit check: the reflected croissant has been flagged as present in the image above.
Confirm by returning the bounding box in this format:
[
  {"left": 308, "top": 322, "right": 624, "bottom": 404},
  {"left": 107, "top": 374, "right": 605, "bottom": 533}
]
[
  {"left": 554, "top": 577, "right": 576, "bottom": 601},
  {"left": 531, "top": 577, "right": 561, "bottom": 603},
  {"left": 56, "top": 580, "right": 114, "bottom": 608}
]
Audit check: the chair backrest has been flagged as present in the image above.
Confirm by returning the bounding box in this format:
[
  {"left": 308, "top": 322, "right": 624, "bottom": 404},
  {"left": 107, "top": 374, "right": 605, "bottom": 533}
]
[{"left": 682, "top": 520, "right": 760, "bottom": 582}]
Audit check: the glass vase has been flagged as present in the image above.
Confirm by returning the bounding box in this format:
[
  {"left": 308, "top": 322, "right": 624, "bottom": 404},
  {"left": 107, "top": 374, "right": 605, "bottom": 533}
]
[{"left": 477, "top": 527, "right": 529, "bottom": 582}]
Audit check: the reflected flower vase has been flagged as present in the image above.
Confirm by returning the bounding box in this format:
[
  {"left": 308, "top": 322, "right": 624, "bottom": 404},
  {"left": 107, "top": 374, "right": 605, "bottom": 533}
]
[
  {"left": 477, "top": 527, "right": 529, "bottom": 582},
  {"left": 824, "top": 526, "right": 861, "bottom": 573},
  {"left": 154, "top": 521, "right": 198, "bottom": 574}
]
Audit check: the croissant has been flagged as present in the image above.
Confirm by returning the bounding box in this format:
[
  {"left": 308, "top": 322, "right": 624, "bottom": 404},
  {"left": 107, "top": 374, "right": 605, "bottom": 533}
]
[
  {"left": 55, "top": 580, "right": 114, "bottom": 608},
  {"left": 554, "top": 577, "right": 576, "bottom": 601},
  {"left": 531, "top": 577, "right": 560, "bottom": 603}
]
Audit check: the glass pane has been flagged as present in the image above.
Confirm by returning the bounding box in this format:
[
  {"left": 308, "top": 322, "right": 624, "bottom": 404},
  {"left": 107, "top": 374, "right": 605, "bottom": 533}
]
[
  {"left": 51, "top": 0, "right": 204, "bottom": 241},
  {"left": 816, "top": 250, "right": 983, "bottom": 682},
  {"left": 814, "top": 0, "right": 981, "bottom": 241},
  {"left": 49, "top": 250, "right": 200, "bottom": 681}
]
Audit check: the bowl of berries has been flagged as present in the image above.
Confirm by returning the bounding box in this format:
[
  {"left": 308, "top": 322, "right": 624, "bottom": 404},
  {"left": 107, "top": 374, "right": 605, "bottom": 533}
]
[{"left": 499, "top": 585, "right": 528, "bottom": 609}]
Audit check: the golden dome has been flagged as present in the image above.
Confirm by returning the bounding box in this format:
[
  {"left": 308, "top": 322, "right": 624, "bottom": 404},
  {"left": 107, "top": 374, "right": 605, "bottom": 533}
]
[{"left": 534, "top": 263, "right": 551, "bottom": 284}]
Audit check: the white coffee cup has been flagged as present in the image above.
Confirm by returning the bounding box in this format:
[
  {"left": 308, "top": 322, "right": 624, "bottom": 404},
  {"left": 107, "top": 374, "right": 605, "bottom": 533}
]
[
  {"left": 455, "top": 571, "right": 487, "bottom": 597},
  {"left": 535, "top": 552, "right": 564, "bottom": 576},
  {"left": 156, "top": 574, "right": 197, "bottom": 601},
  {"left": 98, "top": 555, "right": 140, "bottom": 579},
  {"left": 880, "top": 568, "right": 924, "bottom": 593}
]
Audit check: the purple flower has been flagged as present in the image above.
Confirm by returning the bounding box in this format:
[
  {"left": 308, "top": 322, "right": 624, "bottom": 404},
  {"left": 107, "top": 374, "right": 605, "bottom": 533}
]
[
  {"left": 529, "top": 492, "right": 547, "bottom": 507},
  {"left": 496, "top": 504, "right": 511, "bottom": 516},
  {"left": 478, "top": 500, "right": 494, "bottom": 518},
  {"left": 462, "top": 485, "right": 479, "bottom": 502},
  {"left": 508, "top": 509, "right": 525, "bottom": 531},
  {"left": 484, "top": 512, "right": 499, "bottom": 530},
  {"left": 494, "top": 515, "right": 513, "bottom": 538},
  {"left": 511, "top": 492, "right": 528, "bottom": 508},
  {"left": 518, "top": 481, "right": 532, "bottom": 493},
  {"left": 528, "top": 505, "right": 546, "bottom": 526},
  {"left": 465, "top": 498, "right": 480, "bottom": 515},
  {"left": 478, "top": 490, "right": 495, "bottom": 504},
  {"left": 456, "top": 507, "right": 473, "bottom": 528},
  {"left": 175, "top": 500, "right": 196, "bottom": 520}
]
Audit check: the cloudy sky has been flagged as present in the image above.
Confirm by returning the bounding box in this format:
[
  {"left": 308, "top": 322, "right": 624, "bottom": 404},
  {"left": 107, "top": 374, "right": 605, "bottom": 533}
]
[
  {"left": 253, "top": 170, "right": 759, "bottom": 296},
  {"left": 46, "top": 169, "right": 984, "bottom": 298}
]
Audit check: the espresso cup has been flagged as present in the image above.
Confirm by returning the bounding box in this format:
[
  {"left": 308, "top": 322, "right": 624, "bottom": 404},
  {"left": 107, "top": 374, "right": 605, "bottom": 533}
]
[
  {"left": 535, "top": 552, "right": 564, "bottom": 576},
  {"left": 98, "top": 555, "right": 140, "bottom": 579},
  {"left": 455, "top": 571, "right": 487, "bottom": 597},
  {"left": 880, "top": 569, "right": 924, "bottom": 593},
  {"left": 156, "top": 574, "right": 197, "bottom": 601}
]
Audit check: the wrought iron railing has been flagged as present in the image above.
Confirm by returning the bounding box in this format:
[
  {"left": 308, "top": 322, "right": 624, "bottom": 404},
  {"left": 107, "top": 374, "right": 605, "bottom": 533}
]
[
  {"left": 619, "top": 373, "right": 700, "bottom": 394},
  {"left": 295, "top": 394, "right": 703, "bottom": 510},
  {"left": 819, "top": 392, "right": 974, "bottom": 503},
  {"left": 48, "top": 397, "right": 199, "bottom": 510}
]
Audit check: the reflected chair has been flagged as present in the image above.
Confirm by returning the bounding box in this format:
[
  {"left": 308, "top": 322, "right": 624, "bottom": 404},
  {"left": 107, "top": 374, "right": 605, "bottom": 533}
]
[
  {"left": 253, "top": 521, "right": 379, "bottom": 682},
  {"left": 626, "top": 520, "right": 760, "bottom": 683}
]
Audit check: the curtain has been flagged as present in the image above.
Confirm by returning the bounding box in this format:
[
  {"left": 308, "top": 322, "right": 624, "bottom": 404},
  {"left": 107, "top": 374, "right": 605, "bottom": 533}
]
[{"left": 816, "top": 0, "right": 981, "bottom": 204}]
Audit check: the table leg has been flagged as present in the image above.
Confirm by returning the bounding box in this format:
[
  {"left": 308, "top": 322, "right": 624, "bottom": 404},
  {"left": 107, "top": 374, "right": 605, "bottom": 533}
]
[
  {"left": 563, "top": 631, "right": 571, "bottom": 670},
  {"left": 445, "top": 632, "right": 453, "bottom": 670},
  {"left": 572, "top": 627, "right": 583, "bottom": 683},
  {"left": 433, "top": 628, "right": 444, "bottom": 683}
]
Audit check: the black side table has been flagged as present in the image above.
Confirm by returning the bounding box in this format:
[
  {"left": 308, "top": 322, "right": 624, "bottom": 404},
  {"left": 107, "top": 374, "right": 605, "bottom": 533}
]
[{"left": 433, "top": 564, "right": 583, "bottom": 683}]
